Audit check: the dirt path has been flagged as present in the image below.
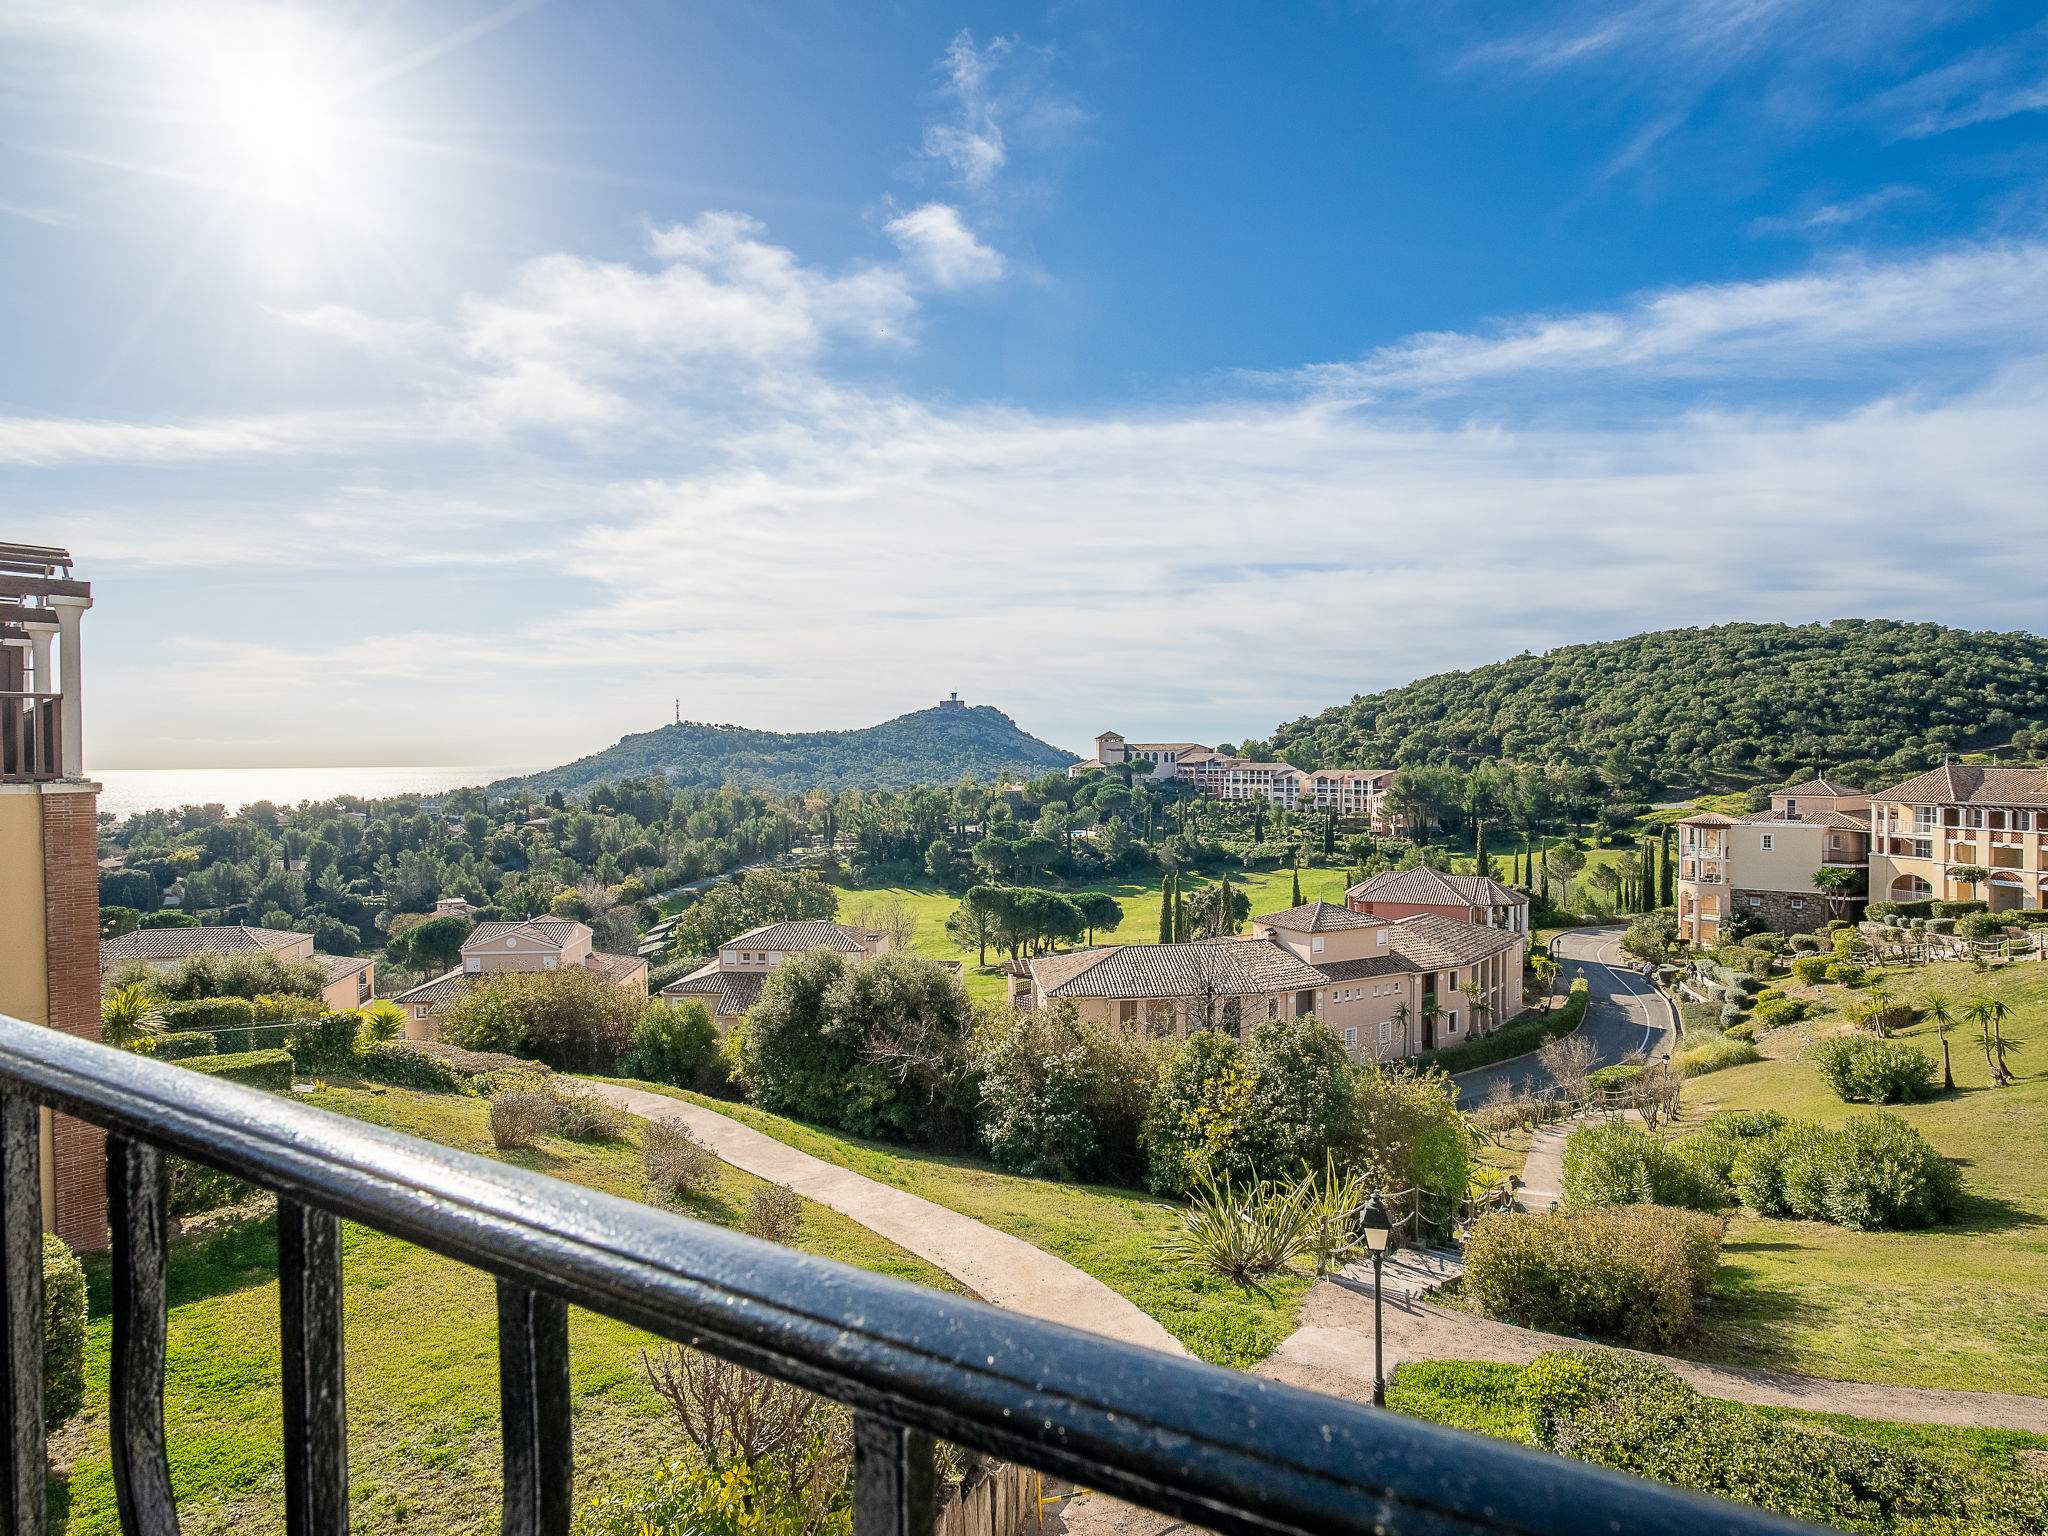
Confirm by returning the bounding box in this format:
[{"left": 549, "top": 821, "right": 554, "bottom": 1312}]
[
  {"left": 1259, "top": 1282, "right": 2048, "bottom": 1432},
  {"left": 571, "top": 1080, "right": 1187, "bottom": 1356}
]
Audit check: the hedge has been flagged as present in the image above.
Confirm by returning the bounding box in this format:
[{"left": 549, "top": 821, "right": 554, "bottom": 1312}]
[
  {"left": 1561, "top": 1121, "right": 1726, "bottom": 1213},
  {"left": 1409, "top": 980, "right": 1589, "bottom": 1076},
  {"left": 42, "top": 1234, "right": 85, "bottom": 1430},
  {"left": 1461, "top": 1205, "right": 1724, "bottom": 1349},
  {"left": 1675, "top": 1036, "right": 1761, "bottom": 1077},
  {"left": 355, "top": 1042, "right": 466, "bottom": 1094},
  {"left": 183, "top": 1048, "right": 295, "bottom": 1091},
  {"left": 1812, "top": 1036, "right": 1938, "bottom": 1103},
  {"left": 157, "top": 996, "right": 259, "bottom": 1053},
  {"left": 1726, "top": 1113, "right": 1960, "bottom": 1229},
  {"left": 132, "top": 1030, "right": 217, "bottom": 1061}
]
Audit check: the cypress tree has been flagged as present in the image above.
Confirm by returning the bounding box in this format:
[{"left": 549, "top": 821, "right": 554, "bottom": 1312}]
[
  {"left": 1158, "top": 873, "right": 1174, "bottom": 944},
  {"left": 1291, "top": 860, "right": 1304, "bottom": 908},
  {"left": 1662, "top": 826, "right": 1675, "bottom": 907},
  {"left": 1475, "top": 819, "right": 1489, "bottom": 880},
  {"left": 1175, "top": 881, "right": 1189, "bottom": 944}
]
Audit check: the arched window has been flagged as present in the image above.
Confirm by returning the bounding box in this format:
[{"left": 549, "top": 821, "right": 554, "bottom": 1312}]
[{"left": 1890, "top": 875, "right": 1933, "bottom": 899}]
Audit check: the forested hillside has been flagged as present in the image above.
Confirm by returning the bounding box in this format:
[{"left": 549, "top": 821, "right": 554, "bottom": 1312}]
[
  {"left": 1269, "top": 621, "right": 2048, "bottom": 792},
  {"left": 499, "top": 704, "right": 1075, "bottom": 798}
]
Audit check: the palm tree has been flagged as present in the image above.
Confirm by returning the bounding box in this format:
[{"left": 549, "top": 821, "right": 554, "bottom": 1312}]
[
  {"left": 1862, "top": 984, "right": 1897, "bottom": 1039},
  {"left": 1962, "top": 993, "right": 2014, "bottom": 1086},
  {"left": 1391, "top": 1001, "right": 1412, "bottom": 1057},
  {"left": 1921, "top": 991, "right": 1957, "bottom": 1091},
  {"left": 99, "top": 983, "right": 160, "bottom": 1048},
  {"left": 1419, "top": 998, "right": 1445, "bottom": 1051},
  {"left": 1460, "top": 982, "right": 1493, "bottom": 1037}
]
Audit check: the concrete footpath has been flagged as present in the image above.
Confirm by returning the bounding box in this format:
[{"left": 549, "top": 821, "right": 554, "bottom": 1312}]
[{"left": 573, "top": 1079, "right": 1187, "bottom": 1356}]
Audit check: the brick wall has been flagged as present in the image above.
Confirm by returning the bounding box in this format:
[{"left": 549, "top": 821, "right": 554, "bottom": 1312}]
[{"left": 42, "top": 788, "right": 106, "bottom": 1251}]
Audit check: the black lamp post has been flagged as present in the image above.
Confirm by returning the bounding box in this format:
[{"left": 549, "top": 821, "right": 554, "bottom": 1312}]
[{"left": 1360, "top": 1191, "right": 1392, "bottom": 1407}]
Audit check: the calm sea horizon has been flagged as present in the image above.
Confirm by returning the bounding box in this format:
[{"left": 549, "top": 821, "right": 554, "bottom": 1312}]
[{"left": 88, "top": 766, "right": 544, "bottom": 820}]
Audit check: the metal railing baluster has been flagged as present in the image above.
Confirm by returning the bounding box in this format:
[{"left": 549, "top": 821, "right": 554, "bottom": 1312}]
[
  {"left": 278, "top": 1200, "right": 348, "bottom": 1536},
  {"left": 497, "top": 1280, "right": 571, "bottom": 1536},
  {"left": 108, "top": 1137, "right": 178, "bottom": 1536},
  {"left": 0, "top": 1096, "right": 46, "bottom": 1536},
  {"left": 854, "top": 1412, "right": 936, "bottom": 1536}
]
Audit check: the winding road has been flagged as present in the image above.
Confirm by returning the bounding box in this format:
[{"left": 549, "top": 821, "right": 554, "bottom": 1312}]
[{"left": 1454, "top": 924, "right": 1678, "bottom": 1101}]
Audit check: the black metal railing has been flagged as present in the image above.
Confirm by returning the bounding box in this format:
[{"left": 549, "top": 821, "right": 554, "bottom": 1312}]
[{"left": 0, "top": 1014, "right": 1822, "bottom": 1536}]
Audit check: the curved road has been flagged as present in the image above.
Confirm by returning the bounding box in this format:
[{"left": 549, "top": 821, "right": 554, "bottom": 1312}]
[{"left": 1454, "top": 924, "right": 1678, "bottom": 1100}]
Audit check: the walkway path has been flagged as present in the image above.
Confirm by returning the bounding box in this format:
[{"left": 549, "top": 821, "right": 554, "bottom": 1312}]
[
  {"left": 1259, "top": 1282, "right": 2048, "bottom": 1432},
  {"left": 571, "top": 1080, "right": 1187, "bottom": 1356}
]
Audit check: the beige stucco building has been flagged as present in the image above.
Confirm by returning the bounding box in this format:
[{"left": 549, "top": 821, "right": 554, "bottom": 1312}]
[
  {"left": 661, "top": 919, "right": 891, "bottom": 1023},
  {"left": 1674, "top": 779, "right": 1871, "bottom": 945},
  {"left": 100, "top": 923, "right": 378, "bottom": 1013},
  {"left": 1069, "top": 730, "right": 1392, "bottom": 821},
  {"left": 1866, "top": 764, "right": 2048, "bottom": 913},
  {"left": 393, "top": 917, "right": 649, "bottom": 1037}
]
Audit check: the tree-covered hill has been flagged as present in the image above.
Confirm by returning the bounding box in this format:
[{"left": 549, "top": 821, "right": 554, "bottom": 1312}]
[
  {"left": 1269, "top": 621, "right": 2048, "bottom": 793},
  {"left": 498, "top": 704, "right": 1076, "bottom": 799}
]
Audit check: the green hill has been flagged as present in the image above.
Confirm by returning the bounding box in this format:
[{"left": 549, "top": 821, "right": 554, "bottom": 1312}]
[
  {"left": 499, "top": 704, "right": 1076, "bottom": 798},
  {"left": 1269, "top": 620, "right": 2048, "bottom": 792}
]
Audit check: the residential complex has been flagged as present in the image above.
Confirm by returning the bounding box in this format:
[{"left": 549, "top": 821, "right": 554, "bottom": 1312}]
[
  {"left": 1346, "top": 866, "right": 1531, "bottom": 932},
  {"left": 1069, "top": 729, "right": 1394, "bottom": 818},
  {"left": 1674, "top": 779, "right": 1872, "bottom": 945},
  {"left": 1008, "top": 899, "right": 1523, "bottom": 1061},
  {"left": 661, "top": 919, "right": 891, "bottom": 1022},
  {"left": 100, "top": 923, "right": 378, "bottom": 1012},
  {"left": 1866, "top": 764, "right": 2048, "bottom": 912},
  {"left": 0, "top": 543, "right": 105, "bottom": 1251},
  {"left": 394, "top": 917, "right": 649, "bottom": 1036}
]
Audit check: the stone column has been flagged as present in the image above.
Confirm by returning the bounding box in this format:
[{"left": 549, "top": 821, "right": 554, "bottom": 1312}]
[
  {"left": 50, "top": 595, "right": 91, "bottom": 780},
  {"left": 27, "top": 625, "right": 52, "bottom": 693}
]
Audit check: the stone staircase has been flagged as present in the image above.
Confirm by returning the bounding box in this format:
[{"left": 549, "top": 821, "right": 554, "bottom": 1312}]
[{"left": 1337, "top": 1246, "right": 1465, "bottom": 1302}]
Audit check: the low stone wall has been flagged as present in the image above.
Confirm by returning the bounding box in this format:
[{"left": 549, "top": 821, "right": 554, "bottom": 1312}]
[{"left": 939, "top": 1459, "right": 1036, "bottom": 1536}]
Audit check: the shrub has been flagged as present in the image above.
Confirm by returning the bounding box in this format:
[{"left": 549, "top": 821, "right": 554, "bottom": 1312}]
[
  {"left": 547, "top": 1082, "right": 633, "bottom": 1142},
  {"left": 1143, "top": 1017, "right": 1361, "bottom": 1194},
  {"left": 1824, "top": 960, "right": 1867, "bottom": 987},
  {"left": 1721, "top": 1019, "right": 1758, "bottom": 1042},
  {"left": 356, "top": 1042, "right": 466, "bottom": 1093},
  {"left": 1932, "top": 900, "right": 1987, "bottom": 918},
  {"left": 741, "top": 1184, "right": 804, "bottom": 1243},
  {"left": 1717, "top": 1004, "right": 1744, "bottom": 1028},
  {"left": 645, "top": 1117, "right": 719, "bottom": 1204},
  {"left": 1789, "top": 934, "right": 1822, "bottom": 952},
  {"left": 155, "top": 951, "right": 327, "bottom": 1003},
  {"left": 489, "top": 1090, "right": 558, "bottom": 1149},
  {"left": 1154, "top": 1171, "right": 1316, "bottom": 1284},
  {"left": 360, "top": 999, "right": 407, "bottom": 1043},
  {"left": 158, "top": 996, "right": 257, "bottom": 1052},
  {"left": 1732, "top": 1115, "right": 1959, "bottom": 1229},
  {"left": 1789, "top": 955, "right": 1831, "bottom": 986},
  {"left": 1926, "top": 917, "right": 1956, "bottom": 935},
  {"left": 1753, "top": 986, "right": 1784, "bottom": 1005},
  {"left": 168, "top": 1155, "right": 256, "bottom": 1216},
  {"left": 1835, "top": 1037, "right": 1939, "bottom": 1103},
  {"left": 440, "top": 966, "right": 642, "bottom": 1073},
  {"left": 1408, "top": 980, "right": 1589, "bottom": 1075},
  {"left": 1583, "top": 1064, "right": 1642, "bottom": 1093},
  {"left": 42, "top": 1234, "right": 86, "bottom": 1430},
  {"left": 1561, "top": 1121, "right": 1727, "bottom": 1213},
  {"left": 1675, "top": 1037, "right": 1760, "bottom": 1077},
  {"left": 1750, "top": 997, "right": 1803, "bottom": 1030},
  {"left": 184, "top": 1048, "right": 294, "bottom": 1090},
  {"left": 617, "top": 1000, "right": 719, "bottom": 1087},
  {"left": 1520, "top": 1349, "right": 1980, "bottom": 1531},
  {"left": 1957, "top": 911, "right": 2005, "bottom": 940},
  {"left": 1349, "top": 1066, "right": 1472, "bottom": 1239},
  {"left": 133, "top": 1029, "right": 217, "bottom": 1061},
  {"left": 1461, "top": 1206, "right": 1724, "bottom": 1349},
  {"left": 1674, "top": 1108, "right": 1788, "bottom": 1186},
  {"left": 974, "top": 1001, "right": 1160, "bottom": 1182},
  {"left": 289, "top": 1010, "right": 363, "bottom": 1073}
]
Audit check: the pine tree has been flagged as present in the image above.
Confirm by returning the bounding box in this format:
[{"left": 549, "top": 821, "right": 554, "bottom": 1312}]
[
  {"left": 1175, "top": 881, "right": 1189, "bottom": 943},
  {"left": 1291, "top": 861, "right": 1304, "bottom": 908},
  {"left": 1158, "top": 873, "right": 1173, "bottom": 944},
  {"left": 1475, "top": 820, "right": 1489, "bottom": 880}
]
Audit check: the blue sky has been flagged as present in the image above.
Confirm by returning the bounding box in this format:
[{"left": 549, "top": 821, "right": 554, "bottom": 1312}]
[{"left": 6, "top": 1, "right": 2048, "bottom": 769}]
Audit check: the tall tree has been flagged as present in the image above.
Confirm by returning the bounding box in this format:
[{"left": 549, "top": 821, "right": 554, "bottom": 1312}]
[
  {"left": 1158, "top": 873, "right": 1174, "bottom": 944},
  {"left": 1291, "top": 859, "right": 1304, "bottom": 909}
]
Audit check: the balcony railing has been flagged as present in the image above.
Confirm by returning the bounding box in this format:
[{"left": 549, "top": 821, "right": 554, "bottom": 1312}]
[
  {"left": 0, "top": 691, "right": 61, "bottom": 781},
  {"left": 0, "top": 1014, "right": 1816, "bottom": 1536}
]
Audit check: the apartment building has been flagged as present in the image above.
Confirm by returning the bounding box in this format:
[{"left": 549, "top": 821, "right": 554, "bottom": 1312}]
[
  {"left": 1070, "top": 730, "right": 1393, "bottom": 821},
  {"left": 661, "top": 919, "right": 891, "bottom": 1022},
  {"left": 1674, "top": 779, "right": 1871, "bottom": 945},
  {"left": 1007, "top": 900, "right": 1523, "bottom": 1061},
  {"left": 1866, "top": 764, "right": 2048, "bottom": 912},
  {"left": 100, "top": 923, "right": 378, "bottom": 1012},
  {"left": 0, "top": 542, "right": 105, "bottom": 1251},
  {"left": 1346, "top": 867, "right": 1531, "bottom": 933},
  {"left": 394, "top": 917, "right": 649, "bottom": 1036}
]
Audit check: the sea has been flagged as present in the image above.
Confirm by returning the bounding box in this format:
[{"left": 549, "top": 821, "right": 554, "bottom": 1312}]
[{"left": 89, "top": 766, "right": 544, "bottom": 821}]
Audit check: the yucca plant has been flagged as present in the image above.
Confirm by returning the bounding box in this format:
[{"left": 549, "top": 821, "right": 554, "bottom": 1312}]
[
  {"left": 99, "top": 984, "right": 160, "bottom": 1049},
  {"left": 1298, "top": 1155, "right": 1372, "bottom": 1277},
  {"left": 1154, "top": 1170, "right": 1315, "bottom": 1285}
]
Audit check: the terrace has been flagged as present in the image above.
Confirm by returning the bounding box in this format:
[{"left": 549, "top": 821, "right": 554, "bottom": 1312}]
[{"left": 0, "top": 543, "right": 87, "bottom": 784}]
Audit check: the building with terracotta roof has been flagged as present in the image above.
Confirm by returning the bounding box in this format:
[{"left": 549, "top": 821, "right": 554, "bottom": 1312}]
[
  {"left": 99, "top": 922, "right": 379, "bottom": 1012},
  {"left": 392, "top": 917, "right": 648, "bottom": 1037},
  {"left": 1865, "top": 764, "right": 2048, "bottom": 913},
  {"left": 660, "top": 920, "right": 890, "bottom": 1023},
  {"left": 1070, "top": 730, "right": 1393, "bottom": 821},
  {"left": 1674, "top": 780, "right": 1871, "bottom": 945},
  {"left": 1344, "top": 867, "right": 1530, "bottom": 933},
  {"left": 1006, "top": 900, "right": 1524, "bottom": 1061}
]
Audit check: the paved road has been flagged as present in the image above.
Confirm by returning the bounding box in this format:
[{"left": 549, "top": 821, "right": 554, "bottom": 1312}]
[{"left": 1454, "top": 924, "right": 1677, "bottom": 1101}]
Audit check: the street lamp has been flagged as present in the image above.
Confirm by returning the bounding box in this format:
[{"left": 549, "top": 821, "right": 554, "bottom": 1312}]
[{"left": 1360, "top": 1191, "right": 1392, "bottom": 1407}]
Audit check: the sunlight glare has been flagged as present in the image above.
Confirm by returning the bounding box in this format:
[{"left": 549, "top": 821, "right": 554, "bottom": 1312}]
[{"left": 177, "top": 12, "right": 354, "bottom": 205}]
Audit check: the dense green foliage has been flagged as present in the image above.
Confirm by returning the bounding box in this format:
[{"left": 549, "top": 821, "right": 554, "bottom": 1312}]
[
  {"left": 506, "top": 702, "right": 1073, "bottom": 798},
  {"left": 42, "top": 1234, "right": 85, "bottom": 1431},
  {"left": 1460, "top": 1205, "right": 1726, "bottom": 1348},
  {"left": 1814, "top": 1036, "right": 1941, "bottom": 1103},
  {"left": 183, "top": 1048, "right": 296, "bottom": 1090},
  {"left": 970, "top": 1002, "right": 1160, "bottom": 1181},
  {"left": 1562, "top": 1121, "right": 1728, "bottom": 1213},
  {"left": 439, "top": 966, "right": 646, "bottom": 1073},
  {"left": 1709, "top": 1113, "right": 1964, "bottom": 1229},
  {"left": 617, "top": 999, "right": 720, "bottom": 1087},
  {"left": 1269, "top": 620, "right": 2048, "bottom": 791}
]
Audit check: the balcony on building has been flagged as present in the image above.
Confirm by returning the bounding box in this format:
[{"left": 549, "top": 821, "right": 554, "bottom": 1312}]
[{"left": 0, "top": 543, "right": 89, "bottom": 784}]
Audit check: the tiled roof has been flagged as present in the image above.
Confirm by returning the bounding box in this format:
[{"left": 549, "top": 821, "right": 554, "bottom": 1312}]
[
  {"left": 1384, "top": 912, "right": 1526, "bottom": 970},
  {"left": 1678, "top": 812, "right": 1738, "bottom": 827},
  {"left": 101, "top": 925, "right": 308, "bottom": 964},
  {"left": 1344, "top": 868, "right": 1528, "bottom": 908},
  {"left": 322, "top": 954, "right": 374, "bottom": 983},
  {"left": 1313, "top": 954, "right": 1413, "bottom": 983},
  {"left": 1738, "top": 809, "right": 1869, "bottom": 830},
  {"left": 463, "top": 919, "right": 587, "bottom": 953},
  {"left": 391, "top": 970, "right": 476, "bottom": 1010},
  {"left": 592, "top": 952, "right": 648, "bottom": 990},
  {"left": 1872, "top": 764, "right": 2048, "bottom": 808},
  {"left": 726, "top": 920, "right": 875, "bottom": 953},
  {"left": 1779, "top": 778, "right": 1863, "bottom": 797},
  {"left": 1255, "top": 900, "right": 1378, "bottom": 933},
  {"left": 1029, "top": 938, "right": 1327, "bottom": 1000},
  {"left": 660, "top": 963, "right": 768, "bottom": 1015}
]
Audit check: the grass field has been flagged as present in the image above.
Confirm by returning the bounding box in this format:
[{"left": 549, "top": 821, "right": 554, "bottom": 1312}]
[
  {"left": 609, "top": 1086, "right": 1316, "bottom": 1368},
  {"left": 1668, "top": 958, "right": 2048, "bottom": 1396},
  {"left": 50, "top": 1083, "right": 958, "bottom": 1536}
]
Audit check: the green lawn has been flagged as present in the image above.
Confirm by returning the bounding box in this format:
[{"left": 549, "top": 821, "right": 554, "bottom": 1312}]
[
  {"left": 1386, "top": 1360, "right": 2048, "bottom": 1481},
  {"left": 51, "top": 1083, "right": 959, "bottom": 1536},
  {"left": 611, "top": 1085, "right": 1315, "bottom": 1369},
  {"left": 1671, "top": 958, "right": 2048, "bottom": 1395}
]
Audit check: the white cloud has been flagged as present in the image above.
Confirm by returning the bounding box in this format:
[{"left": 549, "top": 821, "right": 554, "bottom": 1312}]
[
  {"left": 923, "top": 32, "right": 1011, "bottom": 192},
  {"left": 885, "top": 203, "right": 1005, "bottom": 289},
  {"left": 1878, "top": 25, "right": 2048, "bottom": 138}
]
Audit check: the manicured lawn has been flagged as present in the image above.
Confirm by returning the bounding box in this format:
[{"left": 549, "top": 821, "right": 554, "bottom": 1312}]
[
  {"left": 1674, "top": 959, "right": 2048, "bottom": 1396},
  {"left": 51, "top": 1083, "right": 957, "bottom": 1536},
  {"left": 620, "top": 1086, "right": 1316, "bottom": 1369},
  {"left": 1386, "top": 1359, "right": 2048, "bottom": 1479}
]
